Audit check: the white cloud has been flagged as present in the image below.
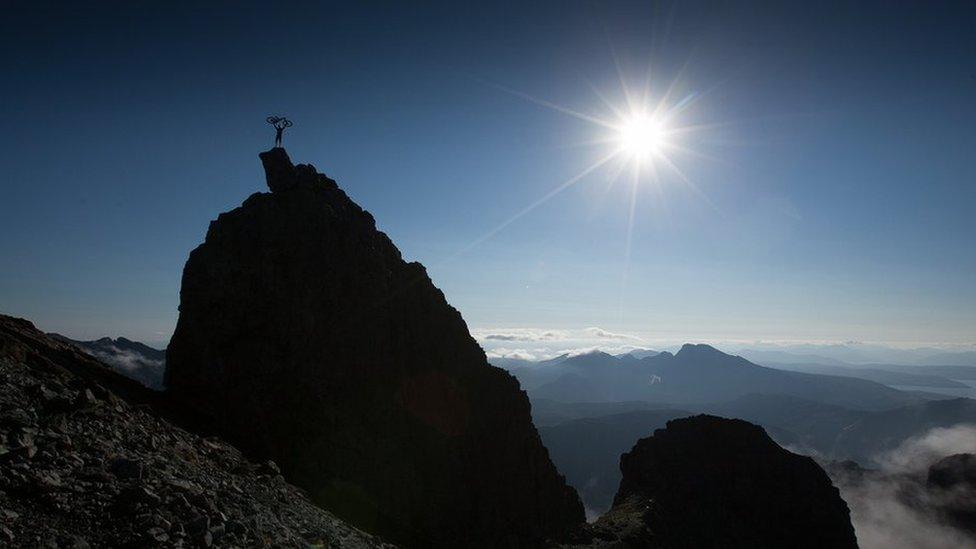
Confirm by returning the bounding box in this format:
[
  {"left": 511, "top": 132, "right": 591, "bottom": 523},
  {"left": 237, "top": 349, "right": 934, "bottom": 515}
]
[
  {"left": 583, "top": 327, "right": 643, "bottom": 341},
  {"left": 475, "top": 327, "right": 656, "bottom": 363},
  {"left": 473, "top": 329, "right": 569, "bottom": 342},
  {"left": 485, "top": 348, "right": 539, "bottom": 361},
  {"left": 832, "top": 424, "right": 976, "bottom": 549},
  {"left": 877, "top": 424, "right": 976, "bottom": 474}
]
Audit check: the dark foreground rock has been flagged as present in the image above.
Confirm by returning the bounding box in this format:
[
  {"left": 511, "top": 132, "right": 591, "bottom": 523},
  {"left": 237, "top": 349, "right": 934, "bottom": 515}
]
[
  {"left": 928, "top": 453, "right": 976, "bottom": 533},
  {"left": 164, "top": 148, "right": 584, "bottom": 547},
  {"left": 0, "top": 314, "right": 391, "bottom": 548},
  {"left": 561, "top": 415, "right": 858, "bottom": 548}
]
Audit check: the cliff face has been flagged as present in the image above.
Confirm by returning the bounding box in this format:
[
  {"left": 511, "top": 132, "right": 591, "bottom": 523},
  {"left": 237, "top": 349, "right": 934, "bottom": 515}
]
[
  {"left": 593, "top": 415, "right": 859, "bottom": 548},
  {"left": 164, "top": 149, "right": 584, "bottom": 546},
  {"left": 0, "top": 314, "right": 390, "bottom": 548}
]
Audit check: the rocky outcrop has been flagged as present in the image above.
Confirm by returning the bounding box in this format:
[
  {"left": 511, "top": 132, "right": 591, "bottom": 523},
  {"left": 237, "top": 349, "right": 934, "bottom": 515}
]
[
  {"left": 562, "top": 415, "right": 858, "bottom": 548},
  {"left": 928, "top": 453, "right": 976, "bottom": 491},
  {"left": 164, "top": 148, "right": 584, "bottom": 546},
  {"left": 928, "top": 453, "right": 976, "bottom": 533},
  {"left": 0, "top": 314, "right": 390, "bottom": 548}
]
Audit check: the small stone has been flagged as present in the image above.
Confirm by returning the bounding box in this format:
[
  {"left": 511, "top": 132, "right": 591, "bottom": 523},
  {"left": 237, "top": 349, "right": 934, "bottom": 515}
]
[
  {"left": 17, "top": 444, "right": 37, "bottom": 459},
  {"left": 48, "top": 415, "right": 68, "bottom": 433},
  {"left": 225, "top": 519, "right": 245, "bottom": 534},
  {"left": 258, "top": 460, "right": 280, "bottom": 476},
  {"left": 187, "top": 514, "right": 210, "bottom": 536},
  {"left": 38, "top": 385, "right": 58, "bottom": 401},
  {"left": 147, "top": 527, "right": 169, "bottom": 542},
  {"left": 57, "top": 435, "right": 73, "bottom": 450},
  {"left": 66, "top": 535, "right": 90, "bottom": 549},
  {"left": 115, "top": 485, "right": 161, "bottom": 513},
  {"left": 0, "top": 526, "right": 14, "bottom": 543},
  {"left": 190, "top": 493, "right": 218, "bottom": 515},
  {"left": 89, "top": 383, "right": 110, "bottom": 401},
  {"left": 74, "top": 388, "right": 98, "bottom": 409},
  {"left": 10, "top": 430, "right": 34, "bottom": 450},
  {"left": 1, "top": 508, "right": 19, "bottom": 521},
  {"left": 169, "top": 521, "right": 186, "bottom": 538},
  {"left": 78, "top": 467, "right": 112, "bottom": 483},
  {"left": 109, "top": 456, "right": 144, "bottom": 480},
  {"left": 210, "top": 521, "right": 226, "bottom": 539},
  {"left": 36, "top": 471, "right": 63, "bottom": 491},
  {"left": 0, "top": 408, "right": 34, "bottom": 428}
]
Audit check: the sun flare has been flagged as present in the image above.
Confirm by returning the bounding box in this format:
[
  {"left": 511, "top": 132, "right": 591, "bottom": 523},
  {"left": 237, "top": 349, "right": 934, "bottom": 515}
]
[
  {"left": 454, "top": 72, "right": 713, "bottom": 262},
  {"left": 617, "top": 113, "right": 666, "bottom": 159}
]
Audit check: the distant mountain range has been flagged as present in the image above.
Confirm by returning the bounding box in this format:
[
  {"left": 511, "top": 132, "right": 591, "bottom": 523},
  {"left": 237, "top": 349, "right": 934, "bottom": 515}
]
[
  {"left": 761, "top": 362, "right": 972, "bottom": 389},
  {"left": 504, "top": 344, "right": 936, "bottom": 410},
  {"left": 498, "top": 343, "right": 976, "bottom": 518},
  {"left": 737, "top": 344, "right": 976, "bottom": 367},
  {"left": 49, "top": 334, "right": 166, "bottom": 389}
]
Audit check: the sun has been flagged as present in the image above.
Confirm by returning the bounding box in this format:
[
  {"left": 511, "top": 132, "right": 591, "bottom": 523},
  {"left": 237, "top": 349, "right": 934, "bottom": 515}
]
[
  {"left": 617, "top": 113, "right": 666, "bottom": 159},
  {"left": 451, "top": 72, "right": 713, "bottom": 261}
]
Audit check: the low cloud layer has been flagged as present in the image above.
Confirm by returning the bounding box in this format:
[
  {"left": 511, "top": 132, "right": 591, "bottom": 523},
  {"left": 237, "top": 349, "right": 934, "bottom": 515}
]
[
  {"left": 832, "top": 424, "right": 976, "bottom": 549},
  {"left": 473, "top": 327, "right": 653, "bottom": 362},
  {"left": 88, "top": 346, "right": 166, "bottom": 390},
  {"left": 582, "top": 327, "right": 643, "bottom": 341},
  {"left": 479, "top": 329, "right": 568, "bottom": 342}
]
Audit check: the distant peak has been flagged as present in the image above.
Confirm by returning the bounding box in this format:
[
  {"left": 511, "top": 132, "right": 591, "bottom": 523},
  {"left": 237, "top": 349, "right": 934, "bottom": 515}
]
[{"left": 675, "top": 343, "right": 725, "bottom": 358}]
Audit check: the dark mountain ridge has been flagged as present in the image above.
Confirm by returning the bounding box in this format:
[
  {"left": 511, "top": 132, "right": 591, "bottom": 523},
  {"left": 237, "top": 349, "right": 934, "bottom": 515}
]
[{"left": 164, "top": 148, "right": 583, "bottom": 547}]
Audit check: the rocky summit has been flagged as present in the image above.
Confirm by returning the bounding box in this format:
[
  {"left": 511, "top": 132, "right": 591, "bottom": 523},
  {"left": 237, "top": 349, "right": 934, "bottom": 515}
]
[
  {"left": 165, "top": 148, "right": 584, "bottom": 547},
  {"left": 0, "top": 314, "right": 390, "bottom": 548},
  {"left": 561, "top": 415, "right": 859, "bottom": 548}
]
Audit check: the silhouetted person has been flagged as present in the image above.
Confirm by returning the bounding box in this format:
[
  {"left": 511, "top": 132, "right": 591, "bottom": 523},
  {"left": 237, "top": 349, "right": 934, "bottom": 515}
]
[{"left": 266, "top": 116, "right": 293, "bottom": 148}]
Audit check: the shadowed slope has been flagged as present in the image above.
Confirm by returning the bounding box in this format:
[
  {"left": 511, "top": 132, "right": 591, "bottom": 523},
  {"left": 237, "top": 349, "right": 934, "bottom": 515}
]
[{"left": 0, "top": 314, "right": 391, "bottom": 548}]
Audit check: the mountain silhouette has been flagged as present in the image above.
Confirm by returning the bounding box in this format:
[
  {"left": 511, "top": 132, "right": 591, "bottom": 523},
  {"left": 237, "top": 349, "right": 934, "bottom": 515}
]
[
  {"left": 164, "top": 148, "right": 583, "bottom": 547},
  {"left": 524, "top": 343, "right": 927, "bottom": 409}
]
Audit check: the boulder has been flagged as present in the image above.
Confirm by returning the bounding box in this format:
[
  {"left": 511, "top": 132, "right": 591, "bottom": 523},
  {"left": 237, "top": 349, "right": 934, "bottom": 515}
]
[{"left": 561, "top": 415, "right": 858, "bottom": 548}]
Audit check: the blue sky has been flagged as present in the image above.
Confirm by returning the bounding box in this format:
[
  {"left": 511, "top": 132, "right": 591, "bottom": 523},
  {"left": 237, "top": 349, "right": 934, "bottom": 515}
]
[{"left": 1, "top": 1, "right": 974, "bottom": 349}]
